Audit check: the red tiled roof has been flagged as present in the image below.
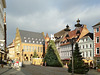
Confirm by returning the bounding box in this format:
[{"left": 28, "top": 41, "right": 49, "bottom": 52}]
[{"left": 60, "top": 27, "right": 83, "bottom": 46}]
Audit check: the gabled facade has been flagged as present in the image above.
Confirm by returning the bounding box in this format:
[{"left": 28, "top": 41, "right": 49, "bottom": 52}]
[
  {"left": 14, "top": 28, "right": 45, "bottom": 62},
  {"left": 78, "top": 33, "right": 94, "bottom": 66},
  {"left": 44, "top": 33, "right": 50, "bottom": 55},
  {"left": 54, "top": 20, "right": 90, "bottom": 61},
  {"left": 7, "top": 40, "right": 15, "bottom": 60},
  {"left": 60, "top": 25, "right": 89, "bottom": 60},
  {"left": 93, "top": 22, "right": 100, "bottom": 66}
]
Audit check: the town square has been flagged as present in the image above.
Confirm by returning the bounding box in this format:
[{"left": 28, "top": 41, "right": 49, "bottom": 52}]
[{"left": 0, "top": 0, "right": 100, "bottom": 75}]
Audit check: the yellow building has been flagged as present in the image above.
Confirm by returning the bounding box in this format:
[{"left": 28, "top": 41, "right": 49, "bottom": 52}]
[
  {"left": 7, "top": 40, "right": 15, "bottom": 60},
  {"left": 14, "top": 28, "right": 45, "bottom": 62}
]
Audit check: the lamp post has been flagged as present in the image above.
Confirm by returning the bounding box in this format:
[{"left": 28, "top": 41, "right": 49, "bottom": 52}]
[
  {"left": 64, "top": 25, "right": 74, "bottom": 75},
  {"left": 64, "top": 25, "right": 78, "bottom": 75},
  {"left": 64, "top": 19, "right": 82, "bottom": 75},
  {"left": 22, "top": 49, "right": 24, "bottom": 67}
]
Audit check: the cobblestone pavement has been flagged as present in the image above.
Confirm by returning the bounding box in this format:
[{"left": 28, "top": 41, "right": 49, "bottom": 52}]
[
  {"left": 0, "top": 65, "right": 100, "bottom": 75},
  {"left": 21, "top": 65, "right": 100, "bottom": 75},
  {"left": 0, "top": 65, "right": 25, "bottom": 75}
]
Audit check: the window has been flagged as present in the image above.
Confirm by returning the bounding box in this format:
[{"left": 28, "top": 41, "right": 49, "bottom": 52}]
[
  {"left": 40, "top": 42, "right": 42, "bottom": 44},
  {"left": 26, "top": 46, "right": 28, "bottom": 51},
  {"left": 88, "top": 51, "right": 90, "bottom": 57},
  {"left": 35, "top": 46, "right": 37, "bottom": 50},
  {"left": 33, "top": 41, "right": 34, "bottom": 43},
  {"left": 41, "top": 47, "right": 42, "bottom": 52},
  {"left": 25, "top": 40, "right": 27, "bottom": 42},
  {"left": 38, "top": 47, "right": 39, "bottom": 52},
  {"left": 86, "top": 44, "right": 88, "bottom": 48},
  {"left": 90, "top": 51, "right": 91, "bottom": 57},
  {"left": 84, "top": 52, "right": 86, "bottom": 57},
  {"left": 33, "top": 46, "right": 34, "bottom": 51},
  {"left": 96, "top": 28, "right": 99, "bottom": 32},
  {"left": 96, "top": 37, "right": 99, "bottom": 43},
  {"left": 83, "top": 52, "right": 84, "bottom": 57},
  {"left": 23, "top": 46, "right": 25, "bottom": 50},
  {"left": 96, "top": 48, "right": 99, "bottom": 54},
  {"left": 83, "top": 45, "right": 84, "bottom": 49},
  {"left": 28, "top": 37, "right": 30, "bottom": 39},
  {"left": 30, "top": 46, "right": 31, "bottom": 51},
  {"left": 29, "top": 40, "right": 31, "bottom": 43},
  {"left": 86, "top": 38, "right": 88, "bottom": 41},
  {"left": 90, "top": 44, "right": 92, "bottom": 48},
  {"left": 32, "top": 38, "right": 34, "bottom": 40},
  {"left": 24, "top": 37, "right": 26, "bottom": 39},
  {"left": 83, "top": 39, "right": 84, "bottom": 42},
  {"left": 37, "top": 41, "right": 38, "bottom": 43},
  {"left": 86, "top": 51, "right": 88, "bottom": 57}
]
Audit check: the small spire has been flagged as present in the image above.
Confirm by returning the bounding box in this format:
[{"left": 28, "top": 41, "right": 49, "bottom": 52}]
[
  {"left": 46, "top": 33, "right": 49, "bottom": 37},
  {"left": 75, "top": 19, "right": 82, "bottom": 27},
  {"left": 64, "top": 24, "right": 71, "bottom": 31},
  {"left": 66, "top": 24, "right": 69, "bottom": 29},
  {"left": 77, "top": 18, "right": 80, "bottom": 24}
]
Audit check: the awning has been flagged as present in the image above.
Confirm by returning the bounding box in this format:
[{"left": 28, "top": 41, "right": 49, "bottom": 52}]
[
  {"left": 82, "top": 59, "right": 93, "bottom": 63},
  {"left": 62, "top": 59, "right": 70, "bottom": 61}
]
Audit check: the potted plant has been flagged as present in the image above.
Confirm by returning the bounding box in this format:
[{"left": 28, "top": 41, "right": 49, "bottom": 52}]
[{"left": 97, "top": 63, "right": 100, "bottom": 72}]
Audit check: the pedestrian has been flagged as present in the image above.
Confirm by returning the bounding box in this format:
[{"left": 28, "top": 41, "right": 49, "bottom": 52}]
[
  {"left": 8, "top": 59, "right": 12, "bottom": 68},
  {"left": 45, "top": 61, "right": 46, "bottom": 66},
  {"left": 1, "top": 62, "right": 4, "bottom": 68},
  {"left": 16, "top": 61, "right": 19, "bottom": 68}
]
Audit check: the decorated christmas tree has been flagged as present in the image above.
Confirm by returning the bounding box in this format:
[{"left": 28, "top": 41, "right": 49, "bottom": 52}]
[
  {"left": 33, "top": 50, "right": 38, "bottom": 58},
  {"left": 68, "top": 43, "right": 89, "bottom": 74},
  {"left": 44, "top": 40, "right": 63, "bottom": 67}
]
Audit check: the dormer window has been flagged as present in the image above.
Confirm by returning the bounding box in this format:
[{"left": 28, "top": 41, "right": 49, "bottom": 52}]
[
  {"left": 29, "top": 40, "right": 31, "bottom": 43},
  {"left": 40, "top": 42, "right": 41, "bottom": 44},
  {"left": 37, "top": 41, "right": 38, "bottom": 43},
  {"left": 24, "top": 37, "right": 26, "bottom": 39},
  {"left": 32, "top": 38, "right": 34, "bottom": 40},
  {"left": 25, "top": 40, "right": 27, "bottom": 42},
  {"left": 28, "top": 37, "right": 30, "bottom": 39},
  {"left": 42, "top": 39, "right": 44, "bottom": 41},
  {"left": 33, "top": 41, "right": 34, "bottom": 43}
]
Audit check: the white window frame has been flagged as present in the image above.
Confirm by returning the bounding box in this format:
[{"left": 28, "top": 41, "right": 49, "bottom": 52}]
[
  {"left": 96, "top": 48, "right": 99, "bottom": 55},
  {"left": 25, "top": 40, "right": 27, "bottom": 43},
  {"left": 33, "top": 41, "right": 34, "bottom": 43},
  {"left": 96, "top": 37, "right": 99, "bottom": 43},
  {"left": 24, "top": 37, "right": 26, "bottom": 39},
  {"left": 96, "top": 28, "right": 99, "bottom": 32}
]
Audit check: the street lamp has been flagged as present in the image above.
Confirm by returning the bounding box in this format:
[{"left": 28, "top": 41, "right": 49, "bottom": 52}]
[
  {"left": 22, "top": 49, "right": 24, "bottom": 67},
  {"left": 64, "top": 23, "right": 81, "bottom": 75},
  {"left": 64, "top": 25, "right": 76, "bottom": 75}
]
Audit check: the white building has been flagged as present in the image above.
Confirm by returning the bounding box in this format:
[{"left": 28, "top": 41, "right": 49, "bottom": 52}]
[
  {"left": 54, "top": 19, "right": 92, "bottom": 65},
  {"left": 50, "top": 34, "right": 55, "bottom": 41},
  {"left": 78, "top": 33, "right": 94, "bottom": 66},
  {"left": 0, "top": 0, "right": 6, "bottom": 50}
]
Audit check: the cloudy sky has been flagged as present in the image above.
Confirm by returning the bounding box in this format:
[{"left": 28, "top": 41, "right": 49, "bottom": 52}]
[{"left": 6, "top": 0, "right": 100, "bottom": 44}]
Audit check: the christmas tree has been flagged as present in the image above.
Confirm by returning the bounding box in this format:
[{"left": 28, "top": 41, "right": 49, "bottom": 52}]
[
  {"left": 68, "top": 43, "right": 89, "bottom": 74},
  {"left": 44, "top": 40, "right": 63, "bottom": 67},
  {"left": 33, "top": 50, "right": 38, "bottom": 58}
]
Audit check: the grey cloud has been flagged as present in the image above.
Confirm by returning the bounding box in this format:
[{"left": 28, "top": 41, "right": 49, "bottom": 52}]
[{"left": 6, "top": 0, "right": 100, "bottom": 45}]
